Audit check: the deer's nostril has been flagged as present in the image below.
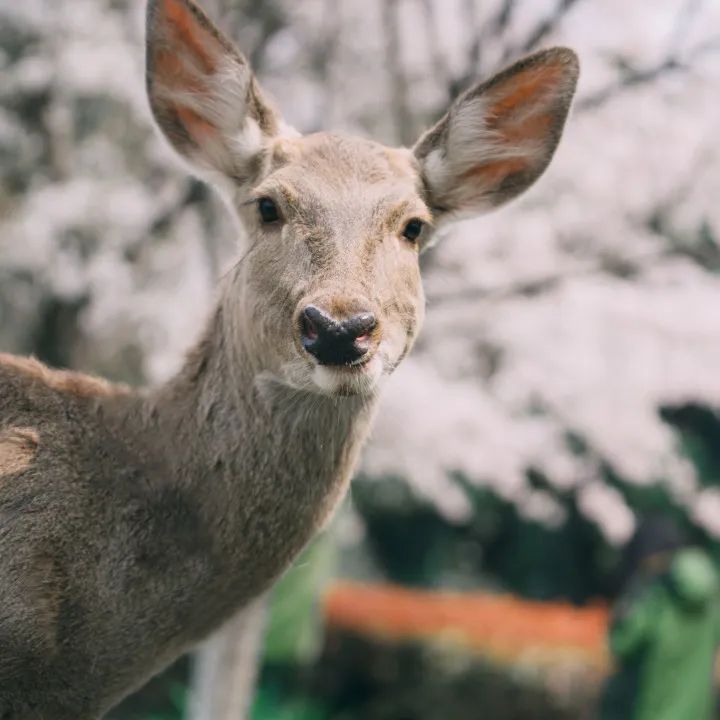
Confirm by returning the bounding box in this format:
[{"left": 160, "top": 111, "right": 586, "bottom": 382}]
[
  {"left": 300, "top": 305, "right": 332, "bottom": 357},
  {"left": 300, "top": 306, "right": 378, "bottom": 366},
  {"left": 301, "top": 309, "right": 319, "bottom": 342}
]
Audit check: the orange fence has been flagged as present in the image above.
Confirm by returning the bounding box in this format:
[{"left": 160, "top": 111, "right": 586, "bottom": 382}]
[{"left": 324, "top": 582, "right": 610, "bottom": 673}]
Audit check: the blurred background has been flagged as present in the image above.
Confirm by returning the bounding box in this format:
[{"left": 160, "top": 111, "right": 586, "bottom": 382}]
[{"left": 1, "top": 0, "right": 720, "bottom": 718}]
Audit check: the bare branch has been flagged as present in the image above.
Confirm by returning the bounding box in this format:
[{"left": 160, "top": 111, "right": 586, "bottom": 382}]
[
  {"left": 576, "top": 56, "right": 684, "bottom": 112},
  {"left": 461, "top": 0, "right": 483, "bottom": 79},
  {"left": 437, "top": 0, "right": 580, "bottom": 115},
  {"left": 418, "top": 0, "right": 453, "bottom": 101},
  {"left": 493, "top": 0, "right": 517, "bottom": 37},
  {"left": 426, "top": 248, "right": 671, "bottom": 306},
  {"left": 448, "top": 0, "right": 517, "bottom": 98},
  {"left": 576, "top": 0, "right": 718, "bottom": 113},
  {"left": 501, "top": 0, "right": 582, "bottom": 63},
  {"left": 475, "top": 0, "right": 516, "bottom": 68},
  {"left": 576, "top": 36, "right": 720, "bottom": 112},
  {"left": 307, "top": 0, "right": 343, "bottom": 131},
  {"left": 382, "top": 0, "right": 414, "bottom": 145}
]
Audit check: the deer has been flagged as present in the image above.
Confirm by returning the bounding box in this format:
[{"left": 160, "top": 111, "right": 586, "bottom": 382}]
[{"left": 0, "top": 0, "right": 578, "bottom": 717}]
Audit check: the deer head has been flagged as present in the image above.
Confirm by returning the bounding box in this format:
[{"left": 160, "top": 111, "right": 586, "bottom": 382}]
[{"left": 146, "top": 0, "right": 578, "bottom": 397}]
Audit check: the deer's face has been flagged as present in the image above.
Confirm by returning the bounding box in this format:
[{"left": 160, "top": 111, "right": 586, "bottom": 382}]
[
  {"left": 146, "top": 0, "right": 578, "bottom": 397},
  {"left": 232, "top": 134, "right": 427, "bottom": 395}
]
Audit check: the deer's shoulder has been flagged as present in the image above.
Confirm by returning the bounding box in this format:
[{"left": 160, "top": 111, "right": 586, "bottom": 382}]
[
  {"left": 0, "top": 353, "right": 133, "bottom": 481},
  {"left": 0, "top": 353, "right": 128, "bottom": 401}
]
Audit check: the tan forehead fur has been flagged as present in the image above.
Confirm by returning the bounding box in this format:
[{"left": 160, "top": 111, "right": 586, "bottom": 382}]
[{"left": 269, "top": 132, "right": 420, "bottom": 190}]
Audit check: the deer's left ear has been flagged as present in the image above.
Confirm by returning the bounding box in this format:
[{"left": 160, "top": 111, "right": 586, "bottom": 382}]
[
  {"left": 414, "top": 48, "right": 579, "bottom": 220},
  {"left": 146, "top": 0, "right": 288, "bottom": 182}
]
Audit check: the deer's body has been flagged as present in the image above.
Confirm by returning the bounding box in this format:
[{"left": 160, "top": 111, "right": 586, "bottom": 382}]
[
  {"left": 0, "top": 305, "right": 373, "bottom": 718},
  {"left": 0, "top": 0, "right": 578, "bottom": 716}
]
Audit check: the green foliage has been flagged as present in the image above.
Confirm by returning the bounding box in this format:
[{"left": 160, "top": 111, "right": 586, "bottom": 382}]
[
  {"left": 252, "top": 684, "right": 327, "bottom": 720},
  {"left": 353, "top": 474, "right": 613, "bottom": 601},
  {"left": 661, "top": 404, "right": 720, "bottom": 488}
]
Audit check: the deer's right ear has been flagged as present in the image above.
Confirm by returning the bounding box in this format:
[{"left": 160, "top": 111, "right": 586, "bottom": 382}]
[{"left": 146, "top": 0, "right": 286, "bottom": 182}]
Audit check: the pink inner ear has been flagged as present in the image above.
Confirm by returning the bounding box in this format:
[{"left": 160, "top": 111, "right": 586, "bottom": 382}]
[
  {"left": 461, "top": 157, "right": 527, "bottom": 184},
  {"left": 487, "top": 64, "right": 564, "bottom": 125},
  {"left": 153, "top": 49, "right": 206, "bottom": 93},
  {"left": 458, "top": 157, "right": 528, "bottom": 206},
  {"left": 176, "top": 106, "right": 218, "bottom": 143},
  {"left": 158, "top": 0, "right": 218, "bottom": 74},
  {"left": 461, "top": 63, "right": 565, "bottom": 196},
  {"left": 153, "top": 44, "right": 223, "bottom": 141},
  {"left": 151, "top": 0, "right": 226, "bottom": 144}
]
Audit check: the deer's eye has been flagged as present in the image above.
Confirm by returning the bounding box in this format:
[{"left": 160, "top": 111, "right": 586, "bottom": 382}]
[
  {"left": 402, "top": 218, "right": 424, "bottom": 243},
  {"left": 257, "top": 197, "right": 281, "bottom": 224}
]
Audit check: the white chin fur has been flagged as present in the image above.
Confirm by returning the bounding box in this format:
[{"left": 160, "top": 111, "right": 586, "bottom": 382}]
[{"left": 312, "top": 356, "right": 383, "bottom": 396}]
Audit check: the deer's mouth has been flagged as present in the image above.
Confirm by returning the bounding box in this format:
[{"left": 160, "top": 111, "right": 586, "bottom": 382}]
[{"left": 310, "top": 353, "right": 383, "bottom": 396}]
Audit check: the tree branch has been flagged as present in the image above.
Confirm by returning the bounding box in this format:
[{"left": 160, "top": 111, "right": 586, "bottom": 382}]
[
  {"left": 426, "top": 247, "right": 682, "bottom": 306},
  {"left": 382, "top": 0, "right": 414, "bottom": 145},
  {"left": 576, "top": 36, "right": 720, "bottom": 112},
  {"left": 500, "top": 0, "right": 583, "bottom": 63},
  {"left": 418, "top": 0, "right": 453, "bottom": 102}
]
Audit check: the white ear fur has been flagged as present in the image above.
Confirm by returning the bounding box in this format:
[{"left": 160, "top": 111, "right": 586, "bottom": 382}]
[{"left": 414, "top": 47, "right": 579, "bottom": 221}]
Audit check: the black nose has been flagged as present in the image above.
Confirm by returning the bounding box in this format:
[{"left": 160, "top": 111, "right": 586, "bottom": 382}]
[{"left": 300, "top": 305, "right": 377, "bottom": 366}]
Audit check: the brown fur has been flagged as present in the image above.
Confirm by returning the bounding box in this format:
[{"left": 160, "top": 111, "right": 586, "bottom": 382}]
[
  {"left": 0, "top": 1, "right": 578, "bottom": 717},
  {"left": 0, "top": 353, "right": 127, "bottom": 399},
  {"left": 0, "top": 427, "right": 39, "bottom": 478}
]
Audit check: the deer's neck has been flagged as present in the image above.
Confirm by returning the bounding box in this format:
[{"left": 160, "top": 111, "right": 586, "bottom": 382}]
[{"left": 131, "top": 302, "right": 376, "bottom": 606}]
